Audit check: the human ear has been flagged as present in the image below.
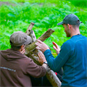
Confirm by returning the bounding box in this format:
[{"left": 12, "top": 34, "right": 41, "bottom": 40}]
[
  {"left": 68, "top": 24, "right": 71, "bottom": 29},
  {"left": 20, "top": 45, "right": 25, "bottom": 51}
]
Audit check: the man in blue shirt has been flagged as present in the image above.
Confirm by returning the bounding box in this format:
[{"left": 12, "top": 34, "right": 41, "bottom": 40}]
[{"left": 35, "top": 14, "right": 87, "bottom": 87}]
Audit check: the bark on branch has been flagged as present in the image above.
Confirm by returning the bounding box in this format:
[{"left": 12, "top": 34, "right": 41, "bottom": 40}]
[{"left": 25, "top": 28, "right": 54, "bottom": 55}]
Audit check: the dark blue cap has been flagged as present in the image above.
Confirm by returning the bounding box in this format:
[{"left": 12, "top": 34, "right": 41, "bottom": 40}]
[{"left": 57, "top": 14, "right": 82, "bottom": 25}]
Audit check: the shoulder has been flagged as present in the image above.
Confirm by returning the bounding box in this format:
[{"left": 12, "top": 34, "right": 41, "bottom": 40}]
[
  {"left": 17, "top": 53, "right": 34, "bottom": 66},
  {"left": 22, "top": 55, "right": 33, "bottom": 62},
  {"left": 61, "top": 39, "right": 75, "bottom": 53},
  {"left": 62, "top": 39, "right": 73, "bottom": 48}
]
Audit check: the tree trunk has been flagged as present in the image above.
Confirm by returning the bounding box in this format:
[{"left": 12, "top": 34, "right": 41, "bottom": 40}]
[{"left": 25, "top": 23, "right": 61, "bottom": 87}]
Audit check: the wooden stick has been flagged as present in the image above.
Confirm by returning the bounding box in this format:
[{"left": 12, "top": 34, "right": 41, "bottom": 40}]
[
  {"left": 26, "top": 22, "right": 35, "bottom": 35},
  {"left": 25, "top": 28, "right": 54, "bottom": 54}
]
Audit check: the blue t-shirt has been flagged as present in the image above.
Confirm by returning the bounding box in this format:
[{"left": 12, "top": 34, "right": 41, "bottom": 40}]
[{"left": 44, "top": 34, "right": 87, "bottom": 87}]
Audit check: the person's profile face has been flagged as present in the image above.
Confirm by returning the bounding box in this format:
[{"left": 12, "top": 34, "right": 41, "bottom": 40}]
[{"left": 63, "top": 24, "right": 71, "bottom": 37}]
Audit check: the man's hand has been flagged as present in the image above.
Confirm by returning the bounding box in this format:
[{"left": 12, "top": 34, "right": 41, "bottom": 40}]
[
  {"left": 35, "top": 40, "right": 49, "bottom": 52},
  {"left": 52, "top": 42, "right": 60, "bottom": 55},
  {"left": 37, "top": 51, "right": 47, "bottom": 65}
]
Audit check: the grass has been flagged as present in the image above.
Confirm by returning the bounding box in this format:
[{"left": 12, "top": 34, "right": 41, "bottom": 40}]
[{"left": 0, "top": 0, "right": 87, "bottom": 53}]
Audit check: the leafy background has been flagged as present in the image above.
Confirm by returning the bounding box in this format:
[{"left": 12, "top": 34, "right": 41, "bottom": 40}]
[{"left": 0, "top": 0, "right": 87, "bottom": 54}]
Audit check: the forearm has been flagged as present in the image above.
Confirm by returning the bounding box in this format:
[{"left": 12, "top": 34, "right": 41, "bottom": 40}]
[
  {"left": 44, "top": 49, "right": 64, "bottom": 72},
  {"left": 44, "top": 49, "right": 57, "bottom": 71},
  {"left": 42, "top": 63, "right": 49, "bottom": 72}
]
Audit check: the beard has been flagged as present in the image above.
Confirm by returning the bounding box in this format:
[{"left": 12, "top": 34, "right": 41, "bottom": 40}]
[{"left": 65, "top": 30, "right": 71, "bottom": 37}]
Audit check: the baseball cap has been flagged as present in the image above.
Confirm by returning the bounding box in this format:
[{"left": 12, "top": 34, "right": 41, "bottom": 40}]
[
  {"left": 10, "top": 31, "right": 32, "bottom": 46},
  {"left": 57, "top": 14, "right": 82, "bottom": 25}
]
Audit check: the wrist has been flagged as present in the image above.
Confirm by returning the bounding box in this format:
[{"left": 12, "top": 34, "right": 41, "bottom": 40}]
[
  {"left": 42, "top": 62, "right": 50, "bottom": 72},
  {"left": 57, "top": 50, "right": 60, "bottom": 55},
  {"left": 43, "top": 48, "right": 49, "bottom": 53},
  {"left": 43, "top": 61, "right": 48, "bottom": 65}
]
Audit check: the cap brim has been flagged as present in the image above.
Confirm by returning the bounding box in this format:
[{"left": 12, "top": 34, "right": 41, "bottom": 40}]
[
  {"left": 24, "top": 36, "right": 32, "bottom": 45},
  {"left": 57, "top": 22, "right": 63, "bottom": 25}
]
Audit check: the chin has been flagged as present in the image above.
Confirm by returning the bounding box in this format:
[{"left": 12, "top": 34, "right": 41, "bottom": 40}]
[
  {"left": 66, "top": 34, "right": 70, "bottom": 37},
  {"left": 65, "top": 31, "right": 71, "bottom": 37}
]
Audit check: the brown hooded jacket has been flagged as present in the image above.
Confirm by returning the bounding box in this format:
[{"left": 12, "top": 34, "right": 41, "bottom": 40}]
[{"left": 0, "top": 49, "right": 46, "bottom": 87}]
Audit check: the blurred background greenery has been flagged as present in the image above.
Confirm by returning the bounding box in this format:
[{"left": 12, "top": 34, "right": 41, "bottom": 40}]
[{"left": 0, "top": 0, "right": 87, "bottom": 54}]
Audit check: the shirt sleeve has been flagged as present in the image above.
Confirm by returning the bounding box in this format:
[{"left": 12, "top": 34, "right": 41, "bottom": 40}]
[
  {"left": 44, "top": 42, "right": 71, "bottom": 72},
  {"left": 26, "top": 59, "right": 46, "bottom": 78}
]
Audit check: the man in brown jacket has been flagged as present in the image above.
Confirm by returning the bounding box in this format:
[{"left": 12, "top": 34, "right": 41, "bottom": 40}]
[{"left": 0, "top": 31, "right": 47, "bottom": 87}]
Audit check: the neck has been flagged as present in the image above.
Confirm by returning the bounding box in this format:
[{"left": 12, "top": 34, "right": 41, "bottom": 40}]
[
  {"left": 71, "top": 32, "right": 80, "bottom": 37},
  {"left": 71, "top": 28, "right": 80, "bottom": 37}
]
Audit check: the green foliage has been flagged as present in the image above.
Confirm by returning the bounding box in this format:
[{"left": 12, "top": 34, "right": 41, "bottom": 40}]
[
  {"left": 0, "top": 0, "right": 87, "bottom": 52},
  {"left": 68, "top": 0, "right": 87, "bottom": 8}
]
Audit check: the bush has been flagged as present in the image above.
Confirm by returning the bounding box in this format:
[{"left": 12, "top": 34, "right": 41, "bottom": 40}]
[{"left": 0, "top": 1, "right": 87, "bottom": 51}]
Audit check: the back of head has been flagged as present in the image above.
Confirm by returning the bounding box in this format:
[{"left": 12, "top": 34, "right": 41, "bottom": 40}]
[{"left": 10, "top": 31, "right": 32, "bottom": 50}]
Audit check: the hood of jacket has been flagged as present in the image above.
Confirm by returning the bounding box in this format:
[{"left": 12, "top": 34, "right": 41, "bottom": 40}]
[{"left": 0, "top": 49, "right": 25, "bottom": 61}]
